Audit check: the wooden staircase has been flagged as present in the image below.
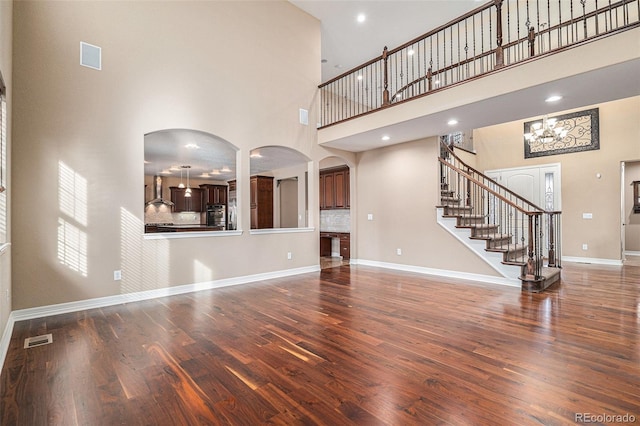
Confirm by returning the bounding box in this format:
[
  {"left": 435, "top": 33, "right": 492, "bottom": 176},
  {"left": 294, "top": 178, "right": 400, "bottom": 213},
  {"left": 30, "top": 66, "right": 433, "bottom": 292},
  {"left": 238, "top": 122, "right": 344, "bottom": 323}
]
[{"left": 438, "top": 144, "right": 562, "bottom": 292}]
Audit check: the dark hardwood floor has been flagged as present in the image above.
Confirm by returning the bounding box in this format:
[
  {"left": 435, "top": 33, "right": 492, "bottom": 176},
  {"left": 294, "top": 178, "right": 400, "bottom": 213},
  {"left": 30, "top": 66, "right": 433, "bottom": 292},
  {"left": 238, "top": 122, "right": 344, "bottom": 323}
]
[{"left": 1, "top": 262, "right": 639, "bottom": 425}]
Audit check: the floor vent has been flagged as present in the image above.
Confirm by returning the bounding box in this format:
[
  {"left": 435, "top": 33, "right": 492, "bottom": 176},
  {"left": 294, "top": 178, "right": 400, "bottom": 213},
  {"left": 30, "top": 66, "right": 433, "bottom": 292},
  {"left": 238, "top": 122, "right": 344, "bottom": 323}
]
[{"left": 24, "top": 334, "right": 53, "bottom": 349}]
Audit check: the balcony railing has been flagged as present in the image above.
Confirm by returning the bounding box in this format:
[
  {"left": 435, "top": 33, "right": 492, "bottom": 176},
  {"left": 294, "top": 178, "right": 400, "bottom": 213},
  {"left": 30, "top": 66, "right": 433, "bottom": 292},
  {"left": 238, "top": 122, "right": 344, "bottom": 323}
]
[{"left": 319, "top": 0, "right": 640, "bottom": 128}]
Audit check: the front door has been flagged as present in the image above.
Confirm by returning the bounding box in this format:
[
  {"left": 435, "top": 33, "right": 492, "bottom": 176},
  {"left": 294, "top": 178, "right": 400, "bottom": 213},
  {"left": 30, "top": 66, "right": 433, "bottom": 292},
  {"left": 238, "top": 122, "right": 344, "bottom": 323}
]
[{"left": 485, "top": 164, "right": 562, "bottom": 257}]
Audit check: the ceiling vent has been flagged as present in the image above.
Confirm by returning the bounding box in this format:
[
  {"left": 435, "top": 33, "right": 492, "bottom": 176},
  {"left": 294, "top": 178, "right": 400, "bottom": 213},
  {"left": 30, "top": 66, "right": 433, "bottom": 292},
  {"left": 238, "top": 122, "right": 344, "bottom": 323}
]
[
  {"left": 24, "top": 334, "right": 53, "bottom": 349},
  {"left": 80, "top": 42, "right": 102, "bottom": 70}
]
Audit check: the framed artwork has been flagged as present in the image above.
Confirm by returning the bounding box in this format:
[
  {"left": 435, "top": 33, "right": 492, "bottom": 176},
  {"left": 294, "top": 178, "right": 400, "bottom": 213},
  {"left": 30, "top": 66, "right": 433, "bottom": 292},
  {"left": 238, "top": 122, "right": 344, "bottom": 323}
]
[{"left": 524, "top": 108, "right": 599, "bottom": 159}]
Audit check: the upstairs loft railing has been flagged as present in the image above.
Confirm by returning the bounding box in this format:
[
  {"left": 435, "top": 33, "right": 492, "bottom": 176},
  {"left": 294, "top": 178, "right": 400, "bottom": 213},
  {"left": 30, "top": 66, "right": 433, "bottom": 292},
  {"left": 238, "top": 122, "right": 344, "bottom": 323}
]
[
  {"left": 319, "top": 0, "right": 640, "bottom": 128},
  {"left": 439, "top": 141, "right": 562, "bottom": 282}
]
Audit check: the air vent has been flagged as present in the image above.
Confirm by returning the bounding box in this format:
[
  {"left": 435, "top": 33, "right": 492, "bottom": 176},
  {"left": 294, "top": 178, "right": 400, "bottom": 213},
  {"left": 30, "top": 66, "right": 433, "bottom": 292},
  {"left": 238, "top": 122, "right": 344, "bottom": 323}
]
[
  {"left": 80, "top": 42, "right": 102, "bottom": 70},
  {"left": 24, "top": 334, "right": 53, "bottom": 349}
]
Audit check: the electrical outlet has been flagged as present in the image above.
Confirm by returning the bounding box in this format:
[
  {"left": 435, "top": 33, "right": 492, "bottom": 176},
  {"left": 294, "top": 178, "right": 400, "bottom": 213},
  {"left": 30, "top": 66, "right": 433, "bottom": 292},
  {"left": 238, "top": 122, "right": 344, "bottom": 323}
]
[
  {"left": 396, "top": 248, "right": 402, "bottom": 256},
  {"left": 287, "top": 252, "right": 292, "bottom": 260},
  {"left": 113, "top": 270, "right": 122, "bottom": 280},
  {"left": 367, "top": 214, "right": 374, "bottom": 221},
  {"left": 582, "top": 244, "right": 588, "bottom": 251}
]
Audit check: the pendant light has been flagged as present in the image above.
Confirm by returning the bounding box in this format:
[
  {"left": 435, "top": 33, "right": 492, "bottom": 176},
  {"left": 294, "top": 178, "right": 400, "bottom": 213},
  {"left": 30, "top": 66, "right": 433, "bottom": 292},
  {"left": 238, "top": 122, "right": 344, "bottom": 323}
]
[
  {"left": 178, "top": 167, "right": 185, "bottom": 189},
  {"left": 184, "top": 165, "right": 192, "bottom": 198}
]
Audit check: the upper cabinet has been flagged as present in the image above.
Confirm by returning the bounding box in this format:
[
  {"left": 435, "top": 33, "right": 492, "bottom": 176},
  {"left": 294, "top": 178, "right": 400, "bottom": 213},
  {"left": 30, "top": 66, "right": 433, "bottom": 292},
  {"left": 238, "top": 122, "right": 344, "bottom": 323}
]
[
  {"left": 320, "top": 166, "right": 349, "bottom": 210},
  {"left": 170, "top": 187, "right": 203, "bottom": 212},
  {"left": 200, "top": 184, "right": 228, "bottom": 206},
  {"left": 250, "top": 175, "right": 274, "bottom": 229}
]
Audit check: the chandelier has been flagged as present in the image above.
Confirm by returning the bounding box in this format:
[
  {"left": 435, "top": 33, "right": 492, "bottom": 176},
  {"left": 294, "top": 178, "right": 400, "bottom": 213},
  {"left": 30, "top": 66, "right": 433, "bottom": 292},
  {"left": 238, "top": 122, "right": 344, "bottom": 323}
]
[{"left": 524, "top": 115, "right": 568, "bottom": 145}]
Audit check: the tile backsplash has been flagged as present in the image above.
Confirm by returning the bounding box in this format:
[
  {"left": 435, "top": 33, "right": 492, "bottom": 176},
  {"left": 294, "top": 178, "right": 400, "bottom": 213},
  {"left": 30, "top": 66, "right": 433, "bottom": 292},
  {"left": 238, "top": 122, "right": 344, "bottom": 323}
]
[
  {"left": 320, "top": 209, "right": 350, "bottom": 232},
  {"left": 144, "top": 204, "right": 202, "bottom": 225}
]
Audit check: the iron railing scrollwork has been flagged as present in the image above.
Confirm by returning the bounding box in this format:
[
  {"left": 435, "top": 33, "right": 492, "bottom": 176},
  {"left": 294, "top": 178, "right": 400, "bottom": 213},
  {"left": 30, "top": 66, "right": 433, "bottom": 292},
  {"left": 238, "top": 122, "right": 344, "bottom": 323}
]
[{"left": 319, "top": 0, "right": 640, "bottom": 128}]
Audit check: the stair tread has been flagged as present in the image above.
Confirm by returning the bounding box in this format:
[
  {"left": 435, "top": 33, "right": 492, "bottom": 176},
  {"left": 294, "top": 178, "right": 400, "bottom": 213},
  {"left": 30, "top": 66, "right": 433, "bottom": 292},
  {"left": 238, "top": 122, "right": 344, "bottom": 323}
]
[
  {"left": 486, "top": 243, "right": 527, "bottom": 253},
  {"left": 470, "top": 233, "right": 511, "bottom": 241}
]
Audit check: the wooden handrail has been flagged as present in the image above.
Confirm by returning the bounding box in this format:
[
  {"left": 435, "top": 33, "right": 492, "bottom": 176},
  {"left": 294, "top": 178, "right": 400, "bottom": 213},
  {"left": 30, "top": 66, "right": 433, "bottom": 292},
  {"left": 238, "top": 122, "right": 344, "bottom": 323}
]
[
  {"left": 439, "top": 157, "right": 543, "bottom": 216},
  {"left": 442, "top": 142, "right": 546, "bottom": 211},
  {"left": 319, "top": 1, "right": 494, "bottom": 89},
  {"left": 319, "top": 0, "right": 639, "bottom": 128}
]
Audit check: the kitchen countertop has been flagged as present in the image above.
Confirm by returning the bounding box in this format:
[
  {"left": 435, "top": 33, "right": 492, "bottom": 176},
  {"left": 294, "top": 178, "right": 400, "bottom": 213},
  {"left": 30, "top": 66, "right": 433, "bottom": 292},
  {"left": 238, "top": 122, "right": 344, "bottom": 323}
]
[
  {"left": 155, "top": 224, "right": 225, "bottom": 232},
  {"left": 320, "top": 231, "right": 350, "bottom": 237}
]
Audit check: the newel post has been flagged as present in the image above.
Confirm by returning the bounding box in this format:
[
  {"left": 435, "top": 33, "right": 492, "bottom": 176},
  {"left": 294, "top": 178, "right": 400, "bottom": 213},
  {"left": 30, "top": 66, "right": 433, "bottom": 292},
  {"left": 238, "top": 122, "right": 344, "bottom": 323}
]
[
  {"left": 494, "top": 0, "right": 504, "bottom": 68},
  {"left": 382, "top": 46, "right": 390, "bottom": 106},
  {"left": 525, "top": 214, "right": 536, "bottom": 279},
  {"left": 528, "top": 26, "right": 536, "bottom": 57},
  {"left": 547, "top": 213, "right": 556, "bottom": 267}
]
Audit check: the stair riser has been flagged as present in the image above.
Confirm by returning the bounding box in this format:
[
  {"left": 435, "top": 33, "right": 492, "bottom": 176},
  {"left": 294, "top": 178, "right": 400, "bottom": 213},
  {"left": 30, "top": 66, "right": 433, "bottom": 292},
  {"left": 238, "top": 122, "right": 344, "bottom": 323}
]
[
  {"left": 471, "top": 227, "right": 499, "bottom": 237},
  {"left": 445, "top": 207, "right": 473, "bottom": 215},
  {"left": 505, "top": 249, "right": 528, "bottom": 262},
  {"left": 458, "top": 217, "right": 485, "bottom": 226},
  {"left": 487, "top": 238, "right": 512, "bottom": 249}
]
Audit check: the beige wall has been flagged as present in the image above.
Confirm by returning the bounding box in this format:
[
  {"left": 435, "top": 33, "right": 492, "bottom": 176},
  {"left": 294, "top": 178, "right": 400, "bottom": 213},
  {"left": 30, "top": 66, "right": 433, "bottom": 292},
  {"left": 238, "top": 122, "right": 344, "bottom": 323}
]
[
  {"left": 625, "top": 161, "right": 640, "bottom": 252},
  {"left": 355, "top": 137, "right": 498, "bottom": 275},
  {"left": 12, "top": 1, "right": 328, "bottom": 309},
  {"left": 474, "top": 97, "right": 640, "bottom": 261},
  {"left": 0, "top": 0, "right": 12, "bottom": 334}
]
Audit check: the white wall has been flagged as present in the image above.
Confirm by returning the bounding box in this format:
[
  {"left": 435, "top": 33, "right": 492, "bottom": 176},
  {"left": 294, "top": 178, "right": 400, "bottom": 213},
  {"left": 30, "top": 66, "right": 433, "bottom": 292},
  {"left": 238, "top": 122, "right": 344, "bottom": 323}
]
[{"left": 11, "top": 1, "right": 327, "bottom": 309}]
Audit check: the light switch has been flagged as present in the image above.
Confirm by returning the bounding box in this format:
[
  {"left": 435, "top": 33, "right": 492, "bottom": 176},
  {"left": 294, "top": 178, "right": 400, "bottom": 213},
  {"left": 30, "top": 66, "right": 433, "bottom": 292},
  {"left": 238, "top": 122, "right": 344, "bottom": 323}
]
[
  {"left": 367, "top": 214, "right": 373, "bottom": 221},
  {"left": 583, "top": 213, "right": 593, "bottom": 219}
]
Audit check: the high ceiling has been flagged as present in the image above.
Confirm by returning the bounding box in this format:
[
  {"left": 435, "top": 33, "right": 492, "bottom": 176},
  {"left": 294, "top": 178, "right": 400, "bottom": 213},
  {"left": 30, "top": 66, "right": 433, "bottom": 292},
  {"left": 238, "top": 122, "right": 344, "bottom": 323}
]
[
  {"left": 291, "top": 0, "right": 484, "bottom": 81},
  {"left": 292, "top": 0, "right": 640, "bottom": 152},
  {"left": 145, "top": 2, "right": 639, "bottom": 162}
]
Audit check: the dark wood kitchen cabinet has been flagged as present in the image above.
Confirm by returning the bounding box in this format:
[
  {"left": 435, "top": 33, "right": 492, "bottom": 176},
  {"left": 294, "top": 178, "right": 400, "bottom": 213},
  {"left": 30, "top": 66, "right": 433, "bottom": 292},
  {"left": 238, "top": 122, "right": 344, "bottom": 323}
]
[
  {"left": 250, "top": 175, "right": 273, "bottom": 229},
  {"left": 200, "top": 184, "right": 227, "bottom": 205},
  {"left": 340, "top": 233, "right": 350, "bottom": 259},
  {"left": 320, "top": 166, "right": 349, "bottom": 210},
  {"left": 319, "top": 232, "right": 350, "bottom": 260},
  {"left": 170, "top": 187, "right": 203, "bottom": 212}
]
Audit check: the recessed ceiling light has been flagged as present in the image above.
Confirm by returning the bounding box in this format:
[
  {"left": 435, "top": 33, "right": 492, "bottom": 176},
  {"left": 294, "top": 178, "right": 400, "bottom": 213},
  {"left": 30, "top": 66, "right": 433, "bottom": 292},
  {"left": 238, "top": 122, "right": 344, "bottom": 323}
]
[
  {"left": 448, "top": 119, "right": 458, "bottom": 125},
  {"left": 381, "top": 135, "right": 390, "bottom": 141},
  {"left": 357, "top": 13, "right": 366, "bottom": 23},
  {"left": 357, "top": 75, "right": 363, "bottom": 81},
  {"left": 250, "top": 152, "right": 262, "bottom": 158},
  {"left": 185, "top": 143, "right": 200, "bottom": 149},
  {"left": 200, "top": 173, "right": 210, "bottom": 178},
  {"left": 545, "top": 95, "right": 563, "bottom": 102},
  {"left": 408, "top": 49, "right": 415, "bottom": 56},
  {"left": 221, "top": 166, "right": 231, "bottom": 173}
]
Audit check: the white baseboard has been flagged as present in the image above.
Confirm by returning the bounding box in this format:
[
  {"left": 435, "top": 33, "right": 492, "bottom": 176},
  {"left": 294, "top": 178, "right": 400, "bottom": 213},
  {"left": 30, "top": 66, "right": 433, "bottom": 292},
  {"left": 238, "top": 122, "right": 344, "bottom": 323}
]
[
  {"left": 0, "top": 264, "right": 320, "bottom": 372},
  {"left": 562, "top": 256, "right": 623, "bottom": 266},
  {"left": 351, "top": 258, "right": 521, "bottom": 287},
  {"left": 624, "top": 251, "right": 640, "bottom": 257}
]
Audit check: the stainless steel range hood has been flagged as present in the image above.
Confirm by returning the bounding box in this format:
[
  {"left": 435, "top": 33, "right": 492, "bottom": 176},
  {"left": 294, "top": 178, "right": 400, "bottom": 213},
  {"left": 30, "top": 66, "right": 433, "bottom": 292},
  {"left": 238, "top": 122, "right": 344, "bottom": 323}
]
[{"left": 146, "top": 175, "right": 174, "bottom": 206}]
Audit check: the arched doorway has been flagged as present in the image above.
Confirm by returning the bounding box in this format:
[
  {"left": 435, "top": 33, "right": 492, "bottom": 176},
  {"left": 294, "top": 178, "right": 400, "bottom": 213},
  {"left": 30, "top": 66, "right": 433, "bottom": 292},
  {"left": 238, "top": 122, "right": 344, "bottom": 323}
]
[{"left": 319, "top": 156, "right": 352, "bottom": 269}]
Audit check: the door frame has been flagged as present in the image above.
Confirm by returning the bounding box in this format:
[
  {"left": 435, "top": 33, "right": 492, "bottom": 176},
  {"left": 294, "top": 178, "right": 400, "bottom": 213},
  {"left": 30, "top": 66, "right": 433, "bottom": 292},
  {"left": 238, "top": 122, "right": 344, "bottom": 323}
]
[{"left": 484, "top": 163, "right": 562, "bottom": 211}]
